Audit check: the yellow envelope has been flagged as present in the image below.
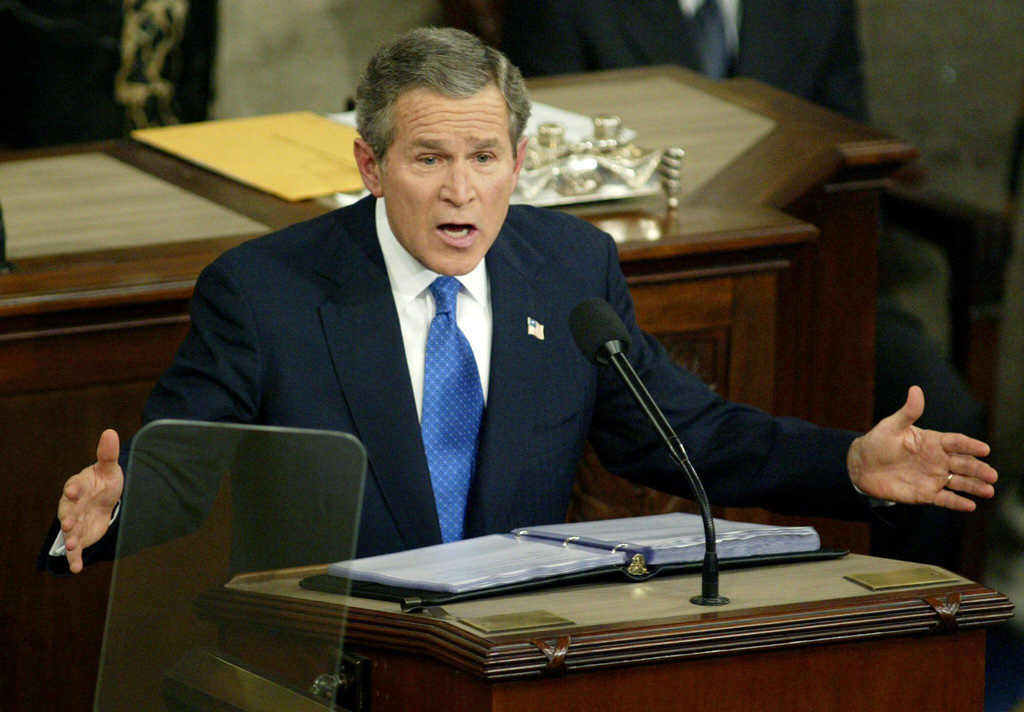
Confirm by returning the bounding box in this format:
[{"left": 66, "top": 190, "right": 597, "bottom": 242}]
[{"left": 132, "top": 111, "right": 364, "bottom": 201}]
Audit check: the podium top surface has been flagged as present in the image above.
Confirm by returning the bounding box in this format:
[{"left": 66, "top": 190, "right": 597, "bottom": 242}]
[{"left": 201, "top": 554, "right": 1012, "bottom": 681}]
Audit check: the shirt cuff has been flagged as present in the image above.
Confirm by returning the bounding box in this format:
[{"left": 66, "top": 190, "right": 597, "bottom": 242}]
[{"left": 852, "top": 483, "right": 895, "bottom": 508}]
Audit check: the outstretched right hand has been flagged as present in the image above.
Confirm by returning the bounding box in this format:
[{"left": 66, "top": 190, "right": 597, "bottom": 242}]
[{"left": 58, "top": 429, "right": 124, "bottom": 573}]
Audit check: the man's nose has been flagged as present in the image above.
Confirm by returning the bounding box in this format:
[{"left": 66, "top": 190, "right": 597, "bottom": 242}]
[{"left": 441, "top": 162, "right": 472, "bottom": 205}]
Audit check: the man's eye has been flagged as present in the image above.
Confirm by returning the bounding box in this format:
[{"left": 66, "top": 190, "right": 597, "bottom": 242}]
[
  {"left": 420, "top": 156, "right": 438, "bottom": 166},
  {"left": 475, "top": 154, "right": 494, "bottom": 164}
]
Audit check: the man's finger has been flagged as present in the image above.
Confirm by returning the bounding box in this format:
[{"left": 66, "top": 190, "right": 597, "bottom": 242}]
[
  {"left": 63, "top": 480, "right": 80, "bottom": 500},
  {"left": 941, "top": 431, "right": 991, "bottom": 458},
  {"left": 932, "top": 488, "right": 977, "bottom": 512},
  {"left": 948, "top": 454, "right": 999, "bottom": 483},
  {"left": 57, "top": 496, "right": 74, "bottom": 523},
  {"left": 947, "top": 474, "right": 995, "bottom": 499},
  {"left": 95, "top": 429, "right": 121, "bottom": 475}
]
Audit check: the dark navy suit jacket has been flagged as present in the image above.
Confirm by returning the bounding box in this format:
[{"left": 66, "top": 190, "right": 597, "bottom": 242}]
[
  {"left": 41, "top": 196, "right": 867, "bottom": 573},
  {"left": 502, "top": 0, "right": 867, "bottom": 121}
]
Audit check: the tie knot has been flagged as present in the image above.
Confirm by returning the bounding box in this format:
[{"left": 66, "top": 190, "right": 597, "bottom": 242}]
[{"left": 430, "top": 276, "right": 461, "bottom": 315}]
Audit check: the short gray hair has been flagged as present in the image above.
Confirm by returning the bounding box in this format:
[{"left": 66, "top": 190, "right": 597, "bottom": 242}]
[{"left": 355, "top": 27, "right": 531, "bottom": 161}]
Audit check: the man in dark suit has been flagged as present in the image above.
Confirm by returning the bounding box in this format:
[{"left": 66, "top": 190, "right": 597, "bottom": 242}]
[
  {"left": 45, "top": 28, "right": 996, "bottom": 576},
  {"left": 501, "top": 0, "right": 866, "bottom": 120}
]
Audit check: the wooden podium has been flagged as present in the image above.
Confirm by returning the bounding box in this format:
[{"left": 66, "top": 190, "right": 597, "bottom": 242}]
[
  {"left": 4, "top": 67, "right": 913, "bottom": 712},
  {"left": 196, "top": 555, "right": 1012, "bottom": 711}
]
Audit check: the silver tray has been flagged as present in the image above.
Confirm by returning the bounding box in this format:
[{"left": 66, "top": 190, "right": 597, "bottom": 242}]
[{"left": 511, "top": 180, "right": 662, "bottom": 208}]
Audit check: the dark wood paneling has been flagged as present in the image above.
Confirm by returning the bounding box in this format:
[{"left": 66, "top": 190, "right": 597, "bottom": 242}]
[
  {"left": 218, "top": 625, "right": 986, "bottom": 712},
  {"left": 781, "top": 185, "right": 881, "bottom": 433},
  {"left": 485, "top": 634, "right": 985, "bottom": 712},
  {"left": 0, "top": 316, "right": 190, "bottom": 395},
  {"left": 195, "top": 576, "right": 1008, "bottom": 712},
  {"left": 1, "top": 382, "right": 154, "bottom": 712}
]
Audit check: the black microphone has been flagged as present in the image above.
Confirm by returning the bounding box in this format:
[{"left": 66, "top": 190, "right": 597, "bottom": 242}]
[{"left": 570, "top": 297, "right": 728, "bottom": 606}]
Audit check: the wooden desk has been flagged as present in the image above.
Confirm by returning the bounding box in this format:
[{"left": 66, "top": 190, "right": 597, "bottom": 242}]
[
  {"left": 3, "top": 68, "right": 912, "bottom": 712},
  {"left": 194, "top": 555, "right": 1012, "bottom": 711}
]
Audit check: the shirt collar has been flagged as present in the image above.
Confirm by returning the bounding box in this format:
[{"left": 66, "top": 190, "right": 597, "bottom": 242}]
[
  {"left": 679, "top": 0, "right": 740, "bottom": 32},
  {"left": 374, "top": 197, "right": 488, "bottom": 307}
]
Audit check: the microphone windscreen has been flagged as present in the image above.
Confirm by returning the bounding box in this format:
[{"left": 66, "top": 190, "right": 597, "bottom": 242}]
[{"left": 569, "top": 298, "right": 632, "bottom": 364}]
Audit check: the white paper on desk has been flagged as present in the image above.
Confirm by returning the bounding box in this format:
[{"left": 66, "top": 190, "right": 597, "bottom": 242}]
[
  {"left": 328, "top": 534, "right": 626, "bottom": 594},
  {"left": 519, "top": 513, "right": 820, "bottom": 565},
  {"left": 329, "top": 513, "right": 820, "bottom": 594}
]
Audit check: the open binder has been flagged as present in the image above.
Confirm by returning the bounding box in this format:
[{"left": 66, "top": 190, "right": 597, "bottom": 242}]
[{"left": 301, "top": 513, "right": 848, "bottom": 610}]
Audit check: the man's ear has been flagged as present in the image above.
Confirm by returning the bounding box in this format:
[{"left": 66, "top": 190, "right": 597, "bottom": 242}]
[
  {"left": 510, "top": 136, "right": 528, "bottom": 191},
  {"left": 354, "top": 138, "right": 384, "bottom": 197}
]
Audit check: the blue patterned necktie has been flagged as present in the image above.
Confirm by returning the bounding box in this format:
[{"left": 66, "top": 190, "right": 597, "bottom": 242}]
[
  {"left": 693, "top": 0, "right": 730, "bottom": 79},
  {"left": 421, "top": 276, "right": 484, "bottom": 543}
]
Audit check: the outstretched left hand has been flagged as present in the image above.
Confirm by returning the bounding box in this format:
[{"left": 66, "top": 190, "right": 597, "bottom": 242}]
[{"left": 847, "top": 386, "right": 997, "bottom": 511}]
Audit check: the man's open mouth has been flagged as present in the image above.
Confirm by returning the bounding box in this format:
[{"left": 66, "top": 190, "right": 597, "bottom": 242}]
[
  {"left": 437, "top": 223, "right": 477, "bottom": 246},
  {"left": 440, "top": 224, "right": 473, "bottom": 238}
]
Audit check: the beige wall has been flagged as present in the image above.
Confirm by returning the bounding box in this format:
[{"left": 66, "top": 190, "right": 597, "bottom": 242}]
[
  {"left": 860, "top": 0, "right": 1024, "bottom": 209},
  {"left": 211, "top": 0, "right": 443, "bottom": 118}
]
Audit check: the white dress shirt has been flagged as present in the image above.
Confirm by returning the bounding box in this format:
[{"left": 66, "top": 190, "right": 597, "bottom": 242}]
[{"left": 374, "top": 197, "right": 492, "bottom": 420}]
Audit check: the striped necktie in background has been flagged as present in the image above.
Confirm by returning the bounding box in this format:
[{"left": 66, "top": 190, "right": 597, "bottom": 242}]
[{"left": 693, "top": 0, "right": 730, "bottom": 79}]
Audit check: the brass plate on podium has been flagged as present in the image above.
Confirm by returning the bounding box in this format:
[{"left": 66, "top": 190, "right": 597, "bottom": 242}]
[
  {"left": 844, "top": 567, "right": 960, "bottom": 591},
  {"left": 461, "top": 610, "right": 573, "bottom": 634}
]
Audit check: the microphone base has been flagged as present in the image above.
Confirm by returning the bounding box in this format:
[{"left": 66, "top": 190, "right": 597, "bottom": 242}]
[{"left": 690, "top": 594, "right": 730, "bottom": 606}]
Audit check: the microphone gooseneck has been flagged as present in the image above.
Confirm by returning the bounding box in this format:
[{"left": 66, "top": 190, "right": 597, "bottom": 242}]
[{"left": 570, "top": 298, "right": 729, "bottom": 606}]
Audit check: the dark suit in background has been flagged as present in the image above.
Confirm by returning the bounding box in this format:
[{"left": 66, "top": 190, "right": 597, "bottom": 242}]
[
  {"left": 502, "top": 0, "right": 866, "bottom": 120},
  {"left": 40, "top": 196, "right": 868, "bottom": 573},
  {"left": 502, "top": 0, "right": 982, "bottom": 568}
]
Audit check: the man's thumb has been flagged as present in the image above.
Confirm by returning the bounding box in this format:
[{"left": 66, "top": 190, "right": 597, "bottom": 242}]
[
  {"left": 894, "top": 385, "right": 925, "bottom": 429},
  {"left": 95, "top": 429, "right": 121, "bottom": 474}
]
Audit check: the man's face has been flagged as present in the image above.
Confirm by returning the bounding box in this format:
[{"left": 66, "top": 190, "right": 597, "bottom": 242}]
[{"left": 354, "top": 85, "right": 527, "bottom": 276}]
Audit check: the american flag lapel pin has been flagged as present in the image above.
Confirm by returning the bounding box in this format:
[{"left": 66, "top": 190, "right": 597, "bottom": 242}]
[{"left": 527, "top": 317, "right": 545, "bottom": 340}]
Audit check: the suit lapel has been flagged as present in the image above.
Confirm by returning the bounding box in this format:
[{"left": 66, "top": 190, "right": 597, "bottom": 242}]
[
  {"left": 465, "top": 221, "right": 553, "bottom": 536},
  {"left": 316, "top": 199, "right": 442, "bottom": 549},
  {"left": 616, "top": 0, "right": 700, "bottom": 68}
]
